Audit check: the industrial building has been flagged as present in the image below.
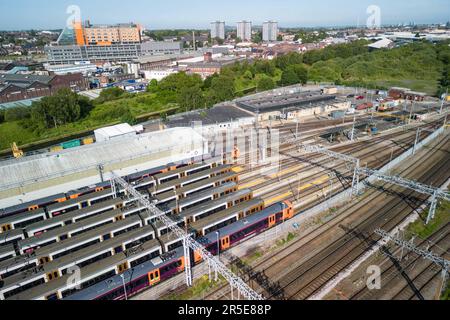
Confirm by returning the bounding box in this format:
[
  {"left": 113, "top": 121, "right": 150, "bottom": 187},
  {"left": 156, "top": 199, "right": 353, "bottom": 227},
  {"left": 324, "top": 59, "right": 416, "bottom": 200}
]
[
  {"left": 0, "top": 73, "right": 88, "bottom": 103},
  {"left": 236, "top": 91, "right": 350, "bottom": 121},
  {"left": 0, "top": 127, "right": 207, "bottom": 208},
  {"left": 388, "top": 87, "right": 426, "bottom": 102},
  {"left": 179, "top": 53, "right": 249, "bottom": 79}
]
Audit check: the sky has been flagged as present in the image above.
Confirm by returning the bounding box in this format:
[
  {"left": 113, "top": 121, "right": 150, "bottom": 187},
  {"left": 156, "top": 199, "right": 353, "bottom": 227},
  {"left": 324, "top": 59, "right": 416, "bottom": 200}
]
[{"left": 0, "top": 0, "right": 449, "bottom": 31}]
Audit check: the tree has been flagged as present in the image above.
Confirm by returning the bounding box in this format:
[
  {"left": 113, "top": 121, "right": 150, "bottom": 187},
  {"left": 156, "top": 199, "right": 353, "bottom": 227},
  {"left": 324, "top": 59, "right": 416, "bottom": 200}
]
[
  {"left": 4, "top": 106, "right": 31, "bottom": 122},
  {"left": 96, "top": 87, "right": 126, "bottom": 104},
  {"left": 243, "top": 70, "right": 253, "bottom": 80},
  {"left": 280, "top": 69, "right": 300, "bottom": 86},
  {"left": 203, "top": 73, "right": 219, "bottom": 89},
  {"left": 252, "top": 31, "right": 263, "bottom": 44},
  {"left": 178, "top": 85, "right": 205, "bottom": 112},
  {"left": 215, "top": 37, "right": 224, "bottom": 45},
  {"left": 147, "top": 79, "right": 159, "bottom": 93},
  {"left": 257, "top": 75, "right": 275, "bottom": 91},
  {"left": 206, "top": 75, "right": 235, "bottom": 106},
  {"left": 30, "top": 88, "right": 88, "bottom": 128},
  {"left": 289, "top": 64, "right": 308, "bottom": 85}
]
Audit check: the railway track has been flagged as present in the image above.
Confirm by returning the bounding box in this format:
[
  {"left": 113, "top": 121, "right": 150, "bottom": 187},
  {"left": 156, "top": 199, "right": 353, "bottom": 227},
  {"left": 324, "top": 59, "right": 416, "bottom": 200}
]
[
  {"left": 253, "top": 123, "right": 440, "bottom": 207},
  {"left": 202, "top": 131, "right": 449, "bottom": 300},
  {"left": 236, "top": 118, "right": 442, "bottom": 184},
  {"left": 270, "top": 135, "right": 450, "bottom": 300},
  {"left": 347, "top": 223, "right": 449, "bottom": 300}
]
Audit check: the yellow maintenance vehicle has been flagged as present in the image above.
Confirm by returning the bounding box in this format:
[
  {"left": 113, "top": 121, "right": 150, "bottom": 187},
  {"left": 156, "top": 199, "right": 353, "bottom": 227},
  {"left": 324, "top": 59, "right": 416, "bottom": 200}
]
[{"left": 11, "top": 142, "right": 24, "bottom": 159}]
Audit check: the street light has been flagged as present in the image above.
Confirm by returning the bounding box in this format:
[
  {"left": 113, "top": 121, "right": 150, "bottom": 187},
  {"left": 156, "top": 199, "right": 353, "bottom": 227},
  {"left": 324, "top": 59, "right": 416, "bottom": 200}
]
[{"left": 120, "top": 274, "right": 128, "bottom": 300}]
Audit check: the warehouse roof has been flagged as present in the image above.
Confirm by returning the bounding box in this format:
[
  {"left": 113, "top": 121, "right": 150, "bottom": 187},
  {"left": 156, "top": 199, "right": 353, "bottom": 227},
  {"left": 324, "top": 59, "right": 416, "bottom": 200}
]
[
  {"left": 236, "top": 91, "right": 337, "bottom": 114},
  {"left": 368, "top": 38, "right": 394, "bottom": 49},
  {"left": 94, "top": 123, "right": 136, "bottom": 139},
  {"left": 0, "top": 127, "right": 205, "bottom": 191}
]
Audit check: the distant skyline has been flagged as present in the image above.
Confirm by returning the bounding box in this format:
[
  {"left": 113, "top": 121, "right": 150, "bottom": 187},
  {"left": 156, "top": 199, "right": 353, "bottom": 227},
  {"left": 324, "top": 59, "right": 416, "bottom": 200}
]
[{"left": 0, "top": 0, "right": 449, "bottom": 31}]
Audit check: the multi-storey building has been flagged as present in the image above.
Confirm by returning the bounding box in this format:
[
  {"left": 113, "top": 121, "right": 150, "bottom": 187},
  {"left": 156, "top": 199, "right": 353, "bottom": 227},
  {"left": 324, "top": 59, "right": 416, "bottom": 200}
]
[
  {"left": 237, "top": 21, "right": 252, "bottom": 42},
  {"left": 210, "top": 21, "right": 225, "bottom": 40},
  {"left": 263, "top": 21, "right": 279, "bottom": 42},
  {"left": 45, "top": 20, "right": 183, "bottom": 65},
  {"left": 73, "top": 21, "right": 142, "bottom": 45}
]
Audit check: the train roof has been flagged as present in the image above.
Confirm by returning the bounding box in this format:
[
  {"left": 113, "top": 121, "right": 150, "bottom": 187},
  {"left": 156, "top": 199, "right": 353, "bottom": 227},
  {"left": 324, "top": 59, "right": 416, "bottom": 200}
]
[
  {"left": 0, "top": 243, "right": 15, "bottom": 258},
  {"left": 46, "top": 189, "right": 115, "bottom": 212},
  {"left": 64, "top": 247, "right": 184, "bottom": 301},
  {"left": 0, "top": 229, "right": 24, "bottom": 245},
  {"left": 0, "top": 208, "right": 46, "bottom": 226},
  {"left": 154, "top": 165, "right": 232, "bottom": 193},
  {"left": 153, "top": 171, "right": 238, "bottom": 201},
  {"left": 32, "top": 216, "right": 143, "bottom": 259},
  {"left": 189, "top": 198, "right": 264, "bottom": 232},
  {"left": 19, "top": 206, "right": 144, "bottom": 249},
  {"left": 0, "top": 193, "right": 67, "bottom": 218},
  {"left": 25, "top": 198, "right": 123, "bottom": 233},
  {"left": 158, "top": 231, "right": 186, "bottom": 247},
  {"left": 178, "top": 189, "right": 253, "bottom": 220},
  {"left": 7, "top": 239, "right": 169, "bottom": 300},
  {"left": 152, "top": 215, "right": 184, "bottom": 231},
  {"left": 153, "top": 162, "right": 211, "bottom": 181},
  {"left": 200, "top": 201, "right": 288, "bottom": 244},
  {"left": 155, "top": 182, "right": 237, "bottom": 212},
  {"left": 3, "top": 226, "right": 156, "bottom": 287}
]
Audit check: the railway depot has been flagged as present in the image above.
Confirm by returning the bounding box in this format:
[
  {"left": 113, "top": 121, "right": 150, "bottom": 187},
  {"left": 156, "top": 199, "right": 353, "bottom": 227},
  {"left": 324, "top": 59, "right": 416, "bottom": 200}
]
[{"left": 0, "top": 85, "right": 449, "bottom": 301}]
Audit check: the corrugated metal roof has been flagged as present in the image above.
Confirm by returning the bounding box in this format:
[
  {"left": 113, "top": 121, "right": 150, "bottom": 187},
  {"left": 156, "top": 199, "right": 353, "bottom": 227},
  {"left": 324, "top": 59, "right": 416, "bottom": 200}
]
[{"left": 0, "top": 127, "right": 205, "bottom": 191}]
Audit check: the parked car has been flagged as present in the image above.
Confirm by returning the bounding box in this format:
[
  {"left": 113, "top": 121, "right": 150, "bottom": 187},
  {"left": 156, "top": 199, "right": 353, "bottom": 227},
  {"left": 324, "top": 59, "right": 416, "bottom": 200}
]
[{"left": 356, "top": 96, "right": 365, "bottom": 100}]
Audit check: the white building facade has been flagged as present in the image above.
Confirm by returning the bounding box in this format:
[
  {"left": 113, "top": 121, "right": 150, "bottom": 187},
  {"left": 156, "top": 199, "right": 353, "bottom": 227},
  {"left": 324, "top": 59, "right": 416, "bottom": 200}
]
[
  {"left": 210, "top": 21, "right": 225, "bottom": 40},
  {"left": 263, "top": 21, "right": 278, "bottom": 42},
  {"left": 237, "top": 21, "right": 252, "bottom": 41}
]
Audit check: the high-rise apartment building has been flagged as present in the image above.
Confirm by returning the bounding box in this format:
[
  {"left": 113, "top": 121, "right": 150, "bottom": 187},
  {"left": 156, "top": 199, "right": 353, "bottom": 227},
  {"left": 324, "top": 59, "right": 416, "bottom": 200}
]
[
  {"left": 237, "top": 21, "right": 252, "bottom": 41},
  {"left": 210, "top": 21, "right": 225, "bottom": 40},
  {"left": 263, "top": 21, "right": 278, "bottom": 42}
]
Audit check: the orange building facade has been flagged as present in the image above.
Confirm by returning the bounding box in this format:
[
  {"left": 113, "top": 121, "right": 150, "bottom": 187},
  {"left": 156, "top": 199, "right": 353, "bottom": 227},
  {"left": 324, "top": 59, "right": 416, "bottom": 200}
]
[{"left": 73, "top": 22, "right": 142, "bottom": 46}]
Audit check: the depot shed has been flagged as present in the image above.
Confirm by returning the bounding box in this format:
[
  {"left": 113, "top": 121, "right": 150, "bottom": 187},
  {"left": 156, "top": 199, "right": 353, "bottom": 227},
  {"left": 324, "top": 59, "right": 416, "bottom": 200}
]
[{"left": 94, "top": 123, "right": 137, "bottom": 143}]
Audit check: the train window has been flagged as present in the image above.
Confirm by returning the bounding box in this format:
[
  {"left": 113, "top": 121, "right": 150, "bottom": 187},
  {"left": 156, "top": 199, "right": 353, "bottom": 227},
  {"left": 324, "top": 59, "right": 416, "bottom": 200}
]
[
  {"left": 14, "top": 216, "right": 45, "bottom": 229},
  {"left": 39, "top": 257, "right": 50, "bottom": 265},
  {"left": 46, "top": 293, "right": 59, "bottom": 300},
  {"left": 117, "top": 262, "right": 128, "bottom": 273},
  {"left": 3, "top": 278, "right": 45, "bottom": 299}
]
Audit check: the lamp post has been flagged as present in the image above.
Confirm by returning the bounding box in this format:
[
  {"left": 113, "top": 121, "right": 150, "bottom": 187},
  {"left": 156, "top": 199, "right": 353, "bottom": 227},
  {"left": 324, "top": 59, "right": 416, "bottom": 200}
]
[
  {"left": 216, "top": 231, "right": 220, "bottom": 259},
  {"left": 120, "top": 274, "right": 128, "bottom": 301}
]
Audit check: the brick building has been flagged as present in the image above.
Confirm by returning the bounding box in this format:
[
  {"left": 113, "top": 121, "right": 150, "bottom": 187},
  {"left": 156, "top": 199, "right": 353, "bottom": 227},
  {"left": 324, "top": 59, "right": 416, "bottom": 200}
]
[{"left": 0, "top": 73, "right": 88, "bottom": 103}]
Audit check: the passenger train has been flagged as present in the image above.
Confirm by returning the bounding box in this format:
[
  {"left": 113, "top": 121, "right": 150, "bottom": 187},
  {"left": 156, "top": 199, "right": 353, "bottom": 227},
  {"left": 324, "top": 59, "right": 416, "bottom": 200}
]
[
  {"left": 0, "top": 158, "right": 221, "bottom": 219},
  {"left": 3, "top": 200, "right": 293, "bottom": 300}
]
